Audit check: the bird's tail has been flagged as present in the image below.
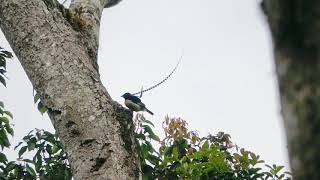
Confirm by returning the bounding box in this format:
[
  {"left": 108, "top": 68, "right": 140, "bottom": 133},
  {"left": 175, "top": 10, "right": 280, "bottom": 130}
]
[{"left": 145, "top": 108, "right": 154, "bottom": 115}]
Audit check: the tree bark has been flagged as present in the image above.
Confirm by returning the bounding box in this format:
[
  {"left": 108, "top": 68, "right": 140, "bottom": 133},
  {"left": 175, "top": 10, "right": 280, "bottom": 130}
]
[
  {"left": 262, "top": 0, "right": 320, "bottom": 179},
  {"left": 0, "top": 0, "right": 140, "bottom": 179}
]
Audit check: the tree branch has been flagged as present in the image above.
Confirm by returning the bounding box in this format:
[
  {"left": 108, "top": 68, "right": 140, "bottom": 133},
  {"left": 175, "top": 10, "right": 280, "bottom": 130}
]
[{"left": 68, "top": 0, "right": 122, "bottom": 72}]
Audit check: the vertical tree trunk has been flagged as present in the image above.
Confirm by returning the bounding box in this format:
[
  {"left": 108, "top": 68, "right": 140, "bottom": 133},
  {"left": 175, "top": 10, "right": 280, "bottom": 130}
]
[
  {"left": 0, "top": 0, "right": 140, "bottom": 179},
  {"left": 262, "top": 0, "right": 320, "bottom": 179}
]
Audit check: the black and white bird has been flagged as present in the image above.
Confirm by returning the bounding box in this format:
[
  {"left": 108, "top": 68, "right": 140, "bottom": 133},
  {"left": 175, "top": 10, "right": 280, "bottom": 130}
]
[{"left": 121, "top": 93, "right": 154, "bottom": 115}]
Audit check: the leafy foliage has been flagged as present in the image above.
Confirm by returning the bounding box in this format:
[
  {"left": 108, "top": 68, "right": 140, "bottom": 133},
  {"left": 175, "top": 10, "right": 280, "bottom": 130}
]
[
  {"left": 0, "top": 46, "right": 14, "bottom": 164},
  {"left": 0, "top": 114, "right": 291, "bottom": 179},
  {"left": 134, "top": 115, "right": 292, "bottom": 180},
  {"left": 0, "top": 104, "right": 13, "bottom": 150},
  {"left": 0, "top": 100, "right": 15, "bottom": 180},
  {"left": 0, "top": 47, "right": 13, "bottom": 87},
  {"left": 13, "top": 130, "right": 71, "bottom": 180},
  {"left": 0, "top": 130, "right": 72, "bottom": 180},
  {"left": 134, "top": 114, "right": 161, "bottom": 179}
]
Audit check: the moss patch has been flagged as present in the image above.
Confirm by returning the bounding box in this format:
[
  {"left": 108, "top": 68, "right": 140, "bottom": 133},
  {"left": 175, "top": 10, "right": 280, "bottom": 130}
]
[
  {"left": 41, "top": 0, "right": 86, "bottom": 31},
  {"left": 113, "top": 102, "right": 134, "bottom": 153}
]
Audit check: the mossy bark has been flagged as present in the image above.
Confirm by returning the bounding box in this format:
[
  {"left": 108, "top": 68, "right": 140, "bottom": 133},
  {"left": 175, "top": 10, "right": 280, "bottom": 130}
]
[{"left": 262, "top": 0, "right": 320, "bottom": 179}]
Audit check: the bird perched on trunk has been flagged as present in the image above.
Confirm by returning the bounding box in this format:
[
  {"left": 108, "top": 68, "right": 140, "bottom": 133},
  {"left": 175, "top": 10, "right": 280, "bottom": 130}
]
[{"left": 121, "top": 93, "right": 154, "bottom": 115}]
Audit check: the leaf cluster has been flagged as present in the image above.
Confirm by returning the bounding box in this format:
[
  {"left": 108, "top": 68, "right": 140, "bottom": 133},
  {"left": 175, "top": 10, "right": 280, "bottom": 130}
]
[
  {"left": 0, "top": 47, "right": 15, "bottom": 179},
  {"left": 0, "top": 130, "right": 72, "bottom": 180},
  {"left": 0, "top": 47, "right": 13, "bottom": 87},
  {"left": 134, "top": 115, "right": 291, "bottom": 180},
  {"left": 0, "top": 103, "right": 14, "bottom": 179}
]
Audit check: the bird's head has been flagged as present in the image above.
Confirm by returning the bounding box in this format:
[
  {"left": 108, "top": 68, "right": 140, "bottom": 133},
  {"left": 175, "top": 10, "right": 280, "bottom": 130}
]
[{"left": 121, "top": 92, "right": 131, "bottom": 99}]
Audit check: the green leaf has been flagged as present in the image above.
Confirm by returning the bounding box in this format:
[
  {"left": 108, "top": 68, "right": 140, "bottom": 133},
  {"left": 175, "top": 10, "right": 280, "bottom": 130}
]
[
  {"left": 143, "top": 120, "right": 155, "bottom": 127},
  {"left": 27, "top": 130, "right": 34, "bottom": 135},
  {"left": 6, "top": 161, "right": 16, "bottom": 172},
  {"left": 178, "top": 139, "right": 188, "bottom": 149},
  {"left": 173, "top": 146, "right": 179, "bottom": 159},
  {"left": 145, "top": 141, "right": 154, "bottom": 153},
  {"left": 0, "top": 117, "right": 9, "bottom": 124},
  {"left": 0, "top": 152, "right": 7, "bottom": 163},
  {"left": 248, "top": 168, "right": 262, "bottom": 175},
  {"left": 252, "top": 173, "right": 265, "bottom": 179},
  {"left": 149, "top": 133, "right": 160, "bottom": 141},
  {"left": 0, "top": 75, "right": 6, "bottom": 87},
  {"left": 0, "top": 69, "right": 6, "bottom": 75},
  {"left": 0, "top": 51, "right": 13, "bottom": 58},
  {"left": 0, "top": 101, "right": 3, "bottom": 108},
  {"left": 163, "top": 146, "right": 173, "bottom": 157},
  {"left": 27, "top": 142, "right": 36, "bottom": 151},
  {"left": 37, "top": 101, "right": 47, "bottom": 114},
  {"left": 142, "top": 164, "right": 154, "bottom": 180},
  {"left": 35, "top": 155, "right": 42, "bottom": 172},
  {"left": 5, "top": 123, "right": 14, "bottom": 136},
  {"left": 3, "top": 111, "right": 13, "bottom": 119},
  {"left": 18, "top": 146, "right": 28, "bottom": 157},
  {"left": 22, "top": 159, "right": 34, "bottom": 164},
  {"left": 27, "top": 137, "right": 37, "bottom": 151},
  {"left": 26, "top": 164, "right": 36, "bottom": 177},
  {"left": 275, "top": 165, "right": 284, "bottom": 174},
  {"left": 135, "top": 133, "right": 146, "bottom": 140},
  {"left": 140, "top": 144, "right": 149, "bottom": 158},
  {"left": 52, "top": 145, "right": 60, "bottom": 154},
  {"left": 46, "top": 144, "right": 53, "bottom": 154},
  {"left": 264, "top": 172, "right": 273, "bottom": 178},
  {"left": 202, "top": 140, "right": 209, "bottom": 150},
  {"left": 142, "top": 125, "right": 158, "bottom": 141},
  {"left": 142, "top": 125, "right": 154, "bottom": 135},
  {"left": 0, "top": 129, "right": 10, "bottom": 148},
  {"left": 23, "top": 134, "right": 32, "bottom": 142},
  {"left": 148, "top": 154, "right": 161, "bottom": 166},
  {"left": 33, "top": 93, "right": 40, "bottom": 104},
  {"left": 14, "top": 142, "right": 23, "bottom": 150},
  {"left": 0, "top": 59, "right": 6, "bottom": 69}
]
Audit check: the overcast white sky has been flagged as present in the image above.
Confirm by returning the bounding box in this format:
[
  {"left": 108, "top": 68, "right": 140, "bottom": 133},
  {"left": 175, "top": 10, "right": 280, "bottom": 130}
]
[{"left": 1, "top": 0, "right": 289, "bottom": 169}]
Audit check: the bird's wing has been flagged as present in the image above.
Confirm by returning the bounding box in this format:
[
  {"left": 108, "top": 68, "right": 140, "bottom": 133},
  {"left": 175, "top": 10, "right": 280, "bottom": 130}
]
[{"left": 128, "top": 95, "right": 142, "bottom": 104}]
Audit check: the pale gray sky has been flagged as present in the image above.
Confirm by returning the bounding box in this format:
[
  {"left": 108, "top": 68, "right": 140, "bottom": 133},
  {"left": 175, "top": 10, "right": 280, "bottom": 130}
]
[{"left": 1, "top": 0, "right": 289, "bottom": 169}]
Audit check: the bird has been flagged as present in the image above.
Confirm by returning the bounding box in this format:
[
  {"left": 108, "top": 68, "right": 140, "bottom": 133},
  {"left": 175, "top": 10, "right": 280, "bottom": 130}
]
[{"left": 121, "top": 93, "right": 154, "bottom": 115}]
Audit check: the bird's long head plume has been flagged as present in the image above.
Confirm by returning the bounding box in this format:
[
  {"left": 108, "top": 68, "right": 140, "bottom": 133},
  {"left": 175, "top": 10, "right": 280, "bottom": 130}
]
[{"left": 131, "top": 54, "right": 182, "bottom": 97}]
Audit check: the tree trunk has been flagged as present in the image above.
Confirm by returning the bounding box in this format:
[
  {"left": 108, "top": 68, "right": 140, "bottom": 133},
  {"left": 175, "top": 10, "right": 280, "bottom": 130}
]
[
  {"left": 0, "top": 0, "right": 140, "bottom": 179},
  {"left": 262, "top": 0, "right": 320, "bottom": 179}
]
